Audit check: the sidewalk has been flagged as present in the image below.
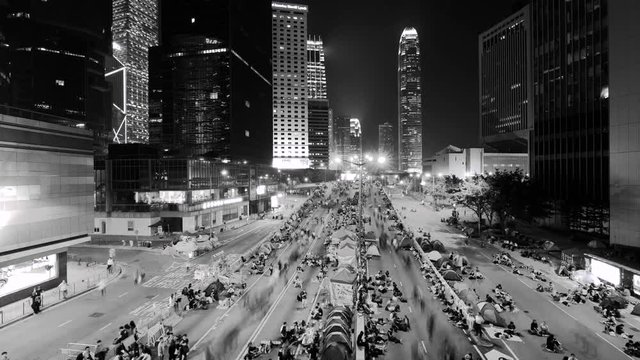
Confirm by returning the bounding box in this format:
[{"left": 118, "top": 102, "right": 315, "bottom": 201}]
[{"left": 0, "top": 260, "right": 125, "bottom": 327}]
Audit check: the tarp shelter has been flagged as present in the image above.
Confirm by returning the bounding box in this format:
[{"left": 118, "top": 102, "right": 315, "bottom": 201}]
[
  {"left": 259, "top": 243, "right": 272, "bottom": 255},
  {"left": 441, "top": 270, "right": 462, "bottom": 281},
  {"left": 337, "top": 256, "right": 357, "bottom": 269},
  {"left": 332, "top": 229, "right": 356, "bottom": 241},
  {"left": 432, "top": 240, "right": 446, "bottom": 252},
  {"left": 366, "top": 245, "right": 381, "bottom": 257},
  {"left": 420, "top": 240, "right": 433, "bottom": 252},
  {"left": 573, "top": 270, "right": 601, "bottom": 285},
  {"left": 331, "top": 268, "right": 357, "bottom": 284},
  {"left": 426, "top": 250, "right": 442, "bottom": 262},
  {"left": 477, "top": 302, "right": 508, "bottom": 327},
  {"left": 632, "top": 303, "right": 640, "bottom": 316},
  {"left": 587, "top": 240, "right": 607, "bottom": 249}
]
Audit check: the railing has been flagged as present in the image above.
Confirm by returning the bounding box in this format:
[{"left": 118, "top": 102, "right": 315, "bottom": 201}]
[{"left": 0, "top": 267, "right": 110, "bottom": 325}]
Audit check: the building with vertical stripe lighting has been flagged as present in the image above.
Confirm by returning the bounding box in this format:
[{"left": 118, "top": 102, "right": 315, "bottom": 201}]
[
  {"left": 307, "top": 35, "right": 329, "bottom": 169},
  {"left": 272, "top": 2, "right": 309, "bottom": 169},
  {"left": 479, "top": 6, "right": 531, "bottom": 154},
  {"left": 398, "top": 27, "right": 422, "bottom": 173}
]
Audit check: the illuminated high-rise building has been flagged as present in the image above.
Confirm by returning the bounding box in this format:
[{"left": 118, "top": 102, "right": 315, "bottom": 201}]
[
  {"left": 307, "top": 35, "right": 329, "bottom": 168},
  {"left": 348, "top": 118, "right": 362, "bottom": 169},
  {"left": 398, "top": 27, "right": 422, "bottom": 173},
  {"left": 272, "top": 2, "right": 309, "bottom": 169},
  {"left": 111, "top": 0, "right": 159, "bottom": 143},
  {"left": 378, "top": 122, "right": 395, "bottom": 169}
]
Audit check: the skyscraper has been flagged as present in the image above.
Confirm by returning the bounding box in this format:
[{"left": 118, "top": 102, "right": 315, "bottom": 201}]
[
  {"left": 331, "top": 115, "right": 350, "bottom": 170},
  {"left": 307, "top": 35, "right": 329, "bottom": 169},
  {"left": 378, "top": 122, "right": 395, "bottom": 169},
  {"left": 349, "top": 118, "right": 362, "bottom": 169},
  {"left": 398, "top": 27, "right": 422, "bottom": 173},
  {"left": 149, "top": 0, "right": 272, "bottom": 164},
  {"left": 272, "top": 2, "right": 309, "bottom": 169},
  {"left": 0, "top": 0, "right": 113, "bottom": 155},
  {"left": 111, "top": 0, "right": 159, "bottom": 144},
  {"left": 530, "top": 0, "right": 609, "bottom": 232},
  {"left": 479, "top": 6, "right": 532, "bottom": 154}
]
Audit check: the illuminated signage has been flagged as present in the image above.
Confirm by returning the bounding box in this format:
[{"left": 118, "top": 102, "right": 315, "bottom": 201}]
[
  {"left": 273, "top": 157, "right": 310, "bottom": 169},
  {"left": 256, "top": 185, "right": 266, "bottom": 195},
  {"left": 590, "top": 259, "right": 620, "bottom": 286},
  {"left": 272, "top": 2, "right": 308, "bottom": 11},
  {"left": 202, "top": 197, "right": 243, "bottom": 210},
  {"left": 634, "top": 274, "right": 640, "bottom": 295}
]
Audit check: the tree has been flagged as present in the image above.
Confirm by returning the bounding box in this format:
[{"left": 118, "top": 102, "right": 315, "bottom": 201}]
[
  {"left": 458, "top": 174, "right": 491, "bottom": 234},
  {"left": 432, "top": 175, "right": 464, "bottom": 206}
]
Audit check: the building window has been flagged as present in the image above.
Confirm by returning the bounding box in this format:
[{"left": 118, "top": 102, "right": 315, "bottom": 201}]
[{"left": 127, "top": 221, "right": 134, "bottom": 231}]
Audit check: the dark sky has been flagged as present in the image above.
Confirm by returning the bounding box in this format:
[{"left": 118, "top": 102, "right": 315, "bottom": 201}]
[{"left": 305, "top": 0, "right": 519, "bottom": 156}]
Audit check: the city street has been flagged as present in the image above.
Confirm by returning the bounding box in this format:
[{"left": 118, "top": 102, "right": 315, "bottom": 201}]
[
  {"left": 387, "top": 191, "right": 636, "bottom": 360},
  {"left": 0, "top": 197, "right": 305, "bottom": 360}
]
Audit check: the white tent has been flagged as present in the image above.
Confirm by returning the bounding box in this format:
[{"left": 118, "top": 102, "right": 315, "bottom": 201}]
[{"left": 366, "top": 245, "right": 381, "bottom": 257}]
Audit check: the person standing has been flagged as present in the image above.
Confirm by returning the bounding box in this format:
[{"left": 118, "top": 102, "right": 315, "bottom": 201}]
[
  {"left": 59, "top": 280, "right": 69, "bottom": 299},
  {"left": 98, "top": 279, "right": 107, "bottom": 296},
  {"left": 94, "top": 340, "right": 108, "bottom": 360},
  {"left": 157, "top": 336, "right": 167, "bottom": 360},
  {"left": 107, "top": 257, "right": 114, "bottom": 274}
]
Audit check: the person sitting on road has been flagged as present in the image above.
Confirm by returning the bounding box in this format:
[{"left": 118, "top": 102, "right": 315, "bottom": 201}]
[
  {"left": 616, "top": 324, "right": 635, "bottom": 339},
  {"left": 504, "top": 321, "right": 517, "bottom": 336},
  {"left": 546, "top": 334, "right": 561, "bottom": 352},
  {"left": 530, "top": 319, "right": 539, "bottom": 334}
]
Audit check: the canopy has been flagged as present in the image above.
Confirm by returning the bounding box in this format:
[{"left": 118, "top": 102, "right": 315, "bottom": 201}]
[
  {"left": 366, "top": 245, "right": 381, "bottom": 257},
  {"left": 587, "top": 240, "right": 607, "bottom": 249},
  {"left": 432, "top": 240, "right": 446, "bottom": 252},
  {"left": 332, "top": 229, "right": 356, "bottom": 241},
  {"left": 420, "top": 240, "right": 433, "bottom": 252},
  {"left": 632, "top": 303, "right": 640, "bottom": 316},
  {"left": 600, "top": 295, "right": 629, "bottom": 310},
  {"left": 426, "top": 250, "right": 442, "bottom": 262},
  {"left": 477, "top": 302, "right": 508, "bottom": 327},
  {"left": 339, "top": 241, "right": 356, "bottom": 250},
  {"left": 336, "top": 247, "right": 354, "bottom": 258},
  {"left": 441, "top": 270, "right": 462, "bottom": 281},
  {"left": 573, "top": 270, "right": 601, "bottom": 285}
]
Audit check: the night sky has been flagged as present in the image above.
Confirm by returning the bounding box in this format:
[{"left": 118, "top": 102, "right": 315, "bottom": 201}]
[{"left": 305, "top": 0, "right": 520, "bottom": 156}]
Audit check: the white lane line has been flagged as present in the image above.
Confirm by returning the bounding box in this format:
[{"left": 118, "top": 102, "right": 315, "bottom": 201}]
[
  {"left": 150, "top": 294, "right": 159, "bottom": 300},
  {"left": 500, "top": 339, "right": 520, "bottom": 360},
  {"left": 420, "top": 340, "right": 428, "bottom": 354},
  {"left": 99, "top": 322, "right": 112, "bottom": 331},
  {"left": 408, "top": 306, "right": 412, "bottom": 313},
  {"left": 58, "top": 320, "right": 72, "bottom": 328},
  {"left": 595, "top": 332, "right": 635, "bottom": 360},
  {"left": 546, "top": 300, "right": 578, "bottom": 321},
  {"left": 472, "top": 345, "right": 486, "bottom": 360},
  {"left": 118, "top": 292, "right": 128, "bottom": 298},
  {"left": 516, "top": 277, "right": 533, "bottom": 289}
]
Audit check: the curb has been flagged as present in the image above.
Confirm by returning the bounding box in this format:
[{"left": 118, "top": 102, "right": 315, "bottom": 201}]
[{"left": 0, "top": 264, "right": 127, "bottom": 330}]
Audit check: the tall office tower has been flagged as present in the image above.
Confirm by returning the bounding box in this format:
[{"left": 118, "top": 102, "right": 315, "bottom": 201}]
[
  {"left": 348, "top": 118, "right": 362, "bottom": 169},
  {"left": 479, "top": 6, "right": 532, "bottom": 154},
  {"left": 378, "top": 122, "right": 395, "bottom": 169},
  {"left": 149, "top": 0, "right": 272, "bottom": 164},
  {"left": 530, "top": 0, "right": 609, "bottom": 233},
  {"left": 111, "top": 0, "right": 159, "bottom": 144},
  {"left": 397, "top": 27, "right": 422, "bottom": 173},
  {"left": 272, "top": 2, "right": 309, "bottom": 169},
  {"left": 0, "top": 0, "right": 113, "bottom": 155},
  {"left": 609, "top": 1, "right": 640, "bottom": 248},
  {"left": 307, "top": 35, "right": 327, "bottom": 100},
  {"left": 307, "top": 35, "right": 329, "bottom": 168},
  {"left": 331, "top": 115, "right": 351, "bottom": 168}
]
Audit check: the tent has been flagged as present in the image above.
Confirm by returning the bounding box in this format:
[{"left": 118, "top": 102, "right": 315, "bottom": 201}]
[
  {"left": 631, "top": 303, "right": 640, "bottom": 316},
  {"left": 336, "top": 246, "right": 354, "bottom": 258},
  {"left": 398, "top": 236, "right": 413, "bottom": 249},
  {"left": 339, "top": 241, "right": 356, "bottom": 250},
  {"left": 432, "top": 240, "right": 446, "bottom": 252},
  {"left": 324, "top": 332, "right": 352, "bottom": 351},
  {"left": 441, "top": 270, "right": 462, "bottom": 281},
  {"left": 600, "top": 295, "right": 629, "bottom": 310},
  {"left": 321, "top": 342, "right": 349, "bottom": 360},
  {"left": 587, "top": 240, "right": 607, "bottom": 249},
  {"left": 542, "top": 240, "right": 559, "bottom": 251},
  {"left": 457, "top": 289, "right": 478, "bottom": 304},
  {"left": 477, "top": 302, "right": 508, "bottom": 327},
  {"left": 366, "top": 245, "right": 381, "bottom": 257},
  {"left": 572, "top": 270, "right": 601, "bottom": 285},
  {"left": 332, "top": 229, "right": 356, "bottom": 241},
  {"left": 420, "top": 240, "right": 433, "bottom": 252},
  {"left": 435, "top": 257, "right": 452, "bottom": 269},
  {"left": 426, "top": 250, "right": 442, "bottom": 262},
  {"left": 331, "top": 268, "right": 357, "bottom": 284},
  {"left": 453, "top": 255, "right": 469, "bottom": 268}
]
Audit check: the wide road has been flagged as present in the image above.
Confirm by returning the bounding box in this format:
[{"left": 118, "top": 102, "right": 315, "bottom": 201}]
[
  {"left": 0, "top": 211, "right": 301, "bottom": 360},
  {"left": 388, "top": 191, "right": 634, "bottom": 360}
]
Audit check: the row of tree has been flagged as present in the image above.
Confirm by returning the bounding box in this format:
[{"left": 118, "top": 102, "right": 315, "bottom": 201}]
[{"left": 430, "top": 169, "right": 552, "bottom": 233}]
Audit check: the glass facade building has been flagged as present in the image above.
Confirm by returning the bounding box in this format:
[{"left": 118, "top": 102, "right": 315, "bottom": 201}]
[
  {"left": 378, "top": 122, "right": 395, "bottom": 170},
  {"left": 479, "top": 6, "right": 532, "bottom": 154},
  {"left": 272, "top": 2, "right": 309, "bottom": 169},
  {"left": 397, "top": 27, "right": 422, "bottom": 173},
  {"left": 530, "top": 0, "right": 609, "bottom": 233},
  {"left": 306, "top": 35, "right": 329, "bottom": 169},
  {"left": 306, "top": 35, "right": 327, "bottom": 100},
  {"left": 111, "top": 0, "right": 159, "bottom": 144}
]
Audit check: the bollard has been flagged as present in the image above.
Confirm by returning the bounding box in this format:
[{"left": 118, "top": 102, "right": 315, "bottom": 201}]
[{"left": 0, "top": 310, "right": 3, "bottom": 324}]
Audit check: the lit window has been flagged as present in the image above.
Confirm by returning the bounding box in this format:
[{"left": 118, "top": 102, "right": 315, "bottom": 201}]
[{"left": 56, "top": 80, "right": 65, "bottom": 86}]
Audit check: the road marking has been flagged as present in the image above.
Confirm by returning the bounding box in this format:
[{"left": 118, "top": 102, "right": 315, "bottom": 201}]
[
  {"left": 472, "top": 345, "right": 486, "bottom": 360},
  {"left": 546, "top": 299, "right": 578, "bottom": 321},
  {"left": 595, "top": 332, "right": 635, "bottom": 360},
  {"left": 500, "top": 339, "right": 520, "bottom": 360},
  {"left": 420, "top": 340, "right": 428, "bottom": 354},
  {"left": 118, "top": 292, "right": 128, "bottom": 298},
  {"left": 150, "top": 294, "right": 159, "bottom": 300},
  {"left": 99, "top": 322, "right": 112, "bottom": 331},
  {"left": 399, "top": 281, "right": 403, "bottom": 287},
  {"left": 408, "top": 306, "right": 412, "bottom": 313},
  {"left": 58, "top": 320, "right": 72, "bottom": 328},
  {"left": 516, "top": 277, "right": 533, "bottom": 289}
]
